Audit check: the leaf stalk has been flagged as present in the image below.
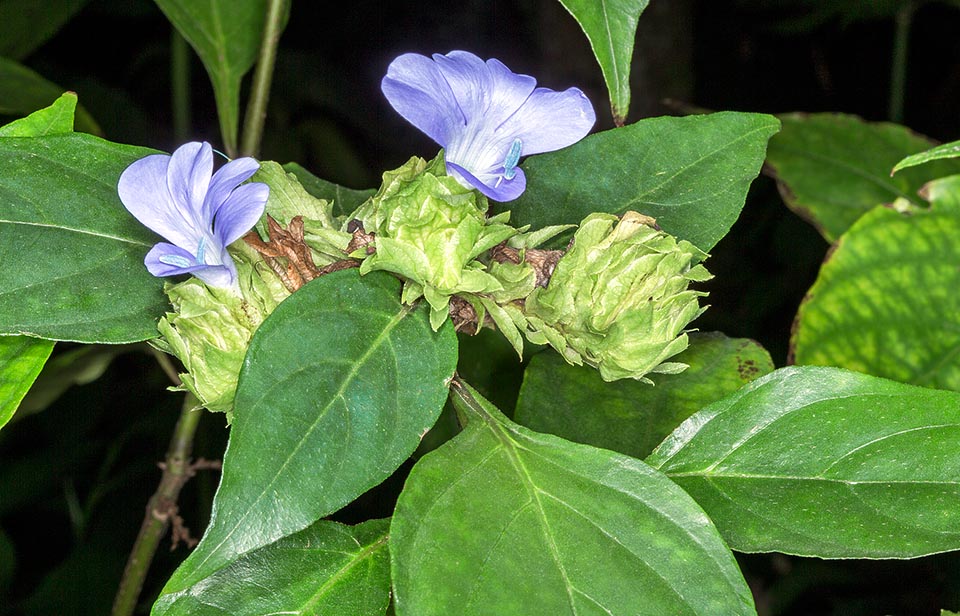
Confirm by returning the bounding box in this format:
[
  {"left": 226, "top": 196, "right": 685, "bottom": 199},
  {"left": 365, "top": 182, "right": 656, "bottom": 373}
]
[
  {"left": 110, "top": 392, "right": 205, "bottom": 616},
  {"left": 240, "top": 0, "right": 289, "bottom": 157}
]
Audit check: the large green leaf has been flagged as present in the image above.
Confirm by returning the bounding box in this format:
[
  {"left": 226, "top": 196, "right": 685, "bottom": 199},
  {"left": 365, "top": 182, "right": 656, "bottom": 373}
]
[
  {"left": 0, "top": 0, "right": 90, "bottom": 60},
  {"left": 391, "top": 380, "right": 756, "bottom": 616},
  {"left": 765, "top": 113, "right": 960, "bottom": 242},
  {"left": 0, "top": 335, "right": 53, "bottom": 430},
  {"left": 647, "top": 366, "right": 960, "bottom": 558},
  {"left": 791, "top": 178, "right": 960, "bottom": 391},
  {"left": 159, "top": 269, "right": 457, "bottom": 595},
  {"left": 0, "top": 57, "right": 98, "bottom": 134},
  {"left": 556, "top": 0, "right": 650, "bottom": 124},
  {"left": 515, "top": 333, "right": 774, "bottom": 459},
  {"left": 0, "top": 133, "right": 167, "bottom": 342},
  {"left": 154, "top": 519, "right": 391, "bottom": 615},
  {"left": 153, "top": 0, "right": 269, "bottom": 155},
  {"left": 509, "top": 112, "right": 779, "bottom": 252}
]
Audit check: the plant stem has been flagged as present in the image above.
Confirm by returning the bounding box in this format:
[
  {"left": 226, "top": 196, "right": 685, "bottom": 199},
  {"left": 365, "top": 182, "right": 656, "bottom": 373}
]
[
  {"left": 171, "top": 29, "right": 192, "bottom": 143},
  {"left": 111, "top": 392, "right": 203, "bottom": 616},
  {"left": 240, "top": 0, "right": 289, "bottom": 157},
  {"left": 888, "top": 1, "right": 915, "bottom": 123}
]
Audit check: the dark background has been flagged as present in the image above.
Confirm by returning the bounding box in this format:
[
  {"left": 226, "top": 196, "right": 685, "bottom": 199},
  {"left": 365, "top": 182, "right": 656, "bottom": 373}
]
[{"left": 2, "top": 0, "right": 960, "bottom": 614}]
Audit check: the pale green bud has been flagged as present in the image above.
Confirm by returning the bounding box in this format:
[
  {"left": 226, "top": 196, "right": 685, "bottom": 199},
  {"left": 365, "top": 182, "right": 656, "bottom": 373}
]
[
  {"left": 153, "top": 241, "right": 290, "bottom": 419},
  {"left": 359, "top": 155, "right": 516, "bottom": 326},
  {"left": 525, "top": 211, "right": 711, "bottom": 383}
]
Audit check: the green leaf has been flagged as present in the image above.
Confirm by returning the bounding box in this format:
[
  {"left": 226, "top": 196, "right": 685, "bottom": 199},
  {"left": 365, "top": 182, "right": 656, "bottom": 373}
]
[
  {"left": 791, "top": 195, "right": 960, "bottom": 391},
  {"left": 154, "top": 519, "right": 391, "bottom": 616},
  {"left": 0, "top": 133, "right": 168, "bottom": 343},
  {"left": 0, "top": 0, "right": 90, "bottom": 60},
  {"left": 508, "top": 112, "right": 779, "bottom": 252},
  {"left": 765, "top": 113, "right": 960, "bottom": 242},
  {"left": 284, "top": 162, "right": 375, "bottom": 218},
  {"left": 647, "top": 366, "right": 960, "bottom": 558},
  {"left": 892, "top": 138, "right": 960, "bottom": 174},
  {"left": 0, "top": 91, "right": 77, "bottom": 137},
  {"left": 0, "top": 336, "right": 53, "bottom": 430},
  {"left": 16, "top": 344, "right": 132, "bottom": 417},
  {"left": 160, "top": 269, "right": 457, "bottom": 595},
  {"left": 153, "top": 0, "right": 269, "bottom": 155},
  {"left": 515, "top": 333, "right": 774, "bottom": 459},
  {"left": 556, "top": 0, "right": 650, "bottom": 124},
  {"left": 391, "top": 380, "right": 756, "bottom": 616},
  {"left": 0, "top": 57, "right": 99, "bottom": 134}
]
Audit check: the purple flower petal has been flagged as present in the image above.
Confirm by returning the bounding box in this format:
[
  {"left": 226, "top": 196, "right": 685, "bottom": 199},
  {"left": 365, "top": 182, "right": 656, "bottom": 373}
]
[
  {"left": 192, "top": 255, "right": 238, "bottom": 289},
  {"left": 381, "top": 50, "right": 595, "bottom": 201},
  {"left": 447, "top": 160, "right": 527, "bottom": 202},
  {"left": 119, "top": 153, "right": 199, "bottom": 250},
  {"left": 145, "top": 242, "right": 207, "bottom": 277},
  {"left": 381, "top": 53, "right": 464, "bottom": 146},
  {"left": 119, "top": 141, "right": 268, "bottom": 289},
  {"left": 145, "top": 242, "right": 237, "bottom": 288},
  {"left": 432, "top": 52, "right": 536, "bottom": 131},
  {"left": 213, "top": 182, "right": 270, "bottom": 245},
  {"left": 165, "top": 142, "right": 212, "bottom": 224},
  {"left": 204, "top": 156, "right": 261, "bottom": 222},
  {"left": 496, "top": 87, "right": 596, "bottom": 155}
]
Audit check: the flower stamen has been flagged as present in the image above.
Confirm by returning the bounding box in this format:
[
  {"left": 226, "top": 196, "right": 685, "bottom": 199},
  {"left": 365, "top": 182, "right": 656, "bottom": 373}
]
[
  {"left": 503, "top": 138, "right": 522, "bottom": 181},
  {"left": 159, "top": 254, "right": 193, "bottom": 268},
  {"left": 196, "top": 237, "right": 207, "bottom": 265}
]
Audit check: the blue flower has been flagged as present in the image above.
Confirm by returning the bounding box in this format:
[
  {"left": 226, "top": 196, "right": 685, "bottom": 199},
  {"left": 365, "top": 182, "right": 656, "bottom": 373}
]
[
  {"left": 118, "top": 141, "right": 269, "bottom": 289},
  {"left": 381, "top": 50, "right": 596, "bottom": 202}
]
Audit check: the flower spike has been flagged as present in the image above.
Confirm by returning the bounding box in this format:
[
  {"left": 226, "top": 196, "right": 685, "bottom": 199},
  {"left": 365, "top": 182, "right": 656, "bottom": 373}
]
[
  {"left": 382, "top": 50, "right": 596, "bottom": 202},
  {"left": 118, "top": 141, "right": 269, "bottom": 289}
]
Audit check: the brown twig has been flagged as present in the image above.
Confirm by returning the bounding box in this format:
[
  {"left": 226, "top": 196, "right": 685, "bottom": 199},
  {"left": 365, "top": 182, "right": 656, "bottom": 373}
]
[{"left": 111, "top": 393, "right": 218, "bottom": 616}]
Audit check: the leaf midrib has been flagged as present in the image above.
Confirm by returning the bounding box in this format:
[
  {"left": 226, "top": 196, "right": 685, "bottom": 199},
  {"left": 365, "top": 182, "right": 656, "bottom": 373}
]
[{"left": 180, "top": 303, "right": 412, "bottom": 588}]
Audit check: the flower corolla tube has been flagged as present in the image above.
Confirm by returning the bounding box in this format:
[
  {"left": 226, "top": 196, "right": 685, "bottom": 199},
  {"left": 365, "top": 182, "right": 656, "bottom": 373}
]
[
  {"left": 118, "top": 141, "right": 269, "bottom": 288},
  {"left": 381, "top": 50, "right": 596, "bottom": 202}
]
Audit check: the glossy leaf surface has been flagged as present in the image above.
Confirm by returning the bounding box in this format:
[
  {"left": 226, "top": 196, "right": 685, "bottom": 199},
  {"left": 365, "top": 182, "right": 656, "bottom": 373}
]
[
  {"left": 391, "top": 380, "right": 756, "bottom": 616},
  {"left": 791, "top": 184, "right": 960, "bottom": 390},
  {"left": 159, "top": 270, "right": 457, "bottom": 594},
  {"left": 556, "top": 0, "right": 650, "bottom": 123},
  {"left": 154, "top": 519, "right": 391, "bottom": 616},
  {"left": 0, "top": 57, "right": 98, "bottom": 134},
  {"left": 509, "top": 112, "right": 779, "bottom": 251},
  {"left": 153, "top": 0, "right": 269, "bottom": 155},
  {"left": 0, "top": 133, "right": 167, "bottom": 342},
  {"left": 515, "top": 333, "right": 774, "bottom": 459},
  {"left": 648, "top": 366, "right": 960, "bottom": 558},
  {"left": 765, "top": 113, "right": 960, "bottom": 241},
  {"left": 0, "top": 336, "right": 54, "bottom": 430}
]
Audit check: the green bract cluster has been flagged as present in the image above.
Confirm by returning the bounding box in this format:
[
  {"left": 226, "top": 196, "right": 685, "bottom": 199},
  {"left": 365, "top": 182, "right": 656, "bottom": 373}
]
[
  {"left": 356, "top": 156, "right": 518, "bottom": 329},
  {"left": 153, "top": 156, "right": 713, "bottom": 417},
  {"left": 524, "top": 212, "right": 711, "bottom": 382},
  {"left": 153, "top": 242, "right": 289, "bottom": 419}
]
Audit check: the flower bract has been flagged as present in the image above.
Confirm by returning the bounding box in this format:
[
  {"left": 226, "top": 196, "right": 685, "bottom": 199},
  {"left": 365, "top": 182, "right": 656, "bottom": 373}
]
[
  {"left": 381, "top": 50, "right": 595, "bottom": 202},
  {"left": 118, "top": 141, "right": 269, "bottom": 288}
]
